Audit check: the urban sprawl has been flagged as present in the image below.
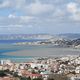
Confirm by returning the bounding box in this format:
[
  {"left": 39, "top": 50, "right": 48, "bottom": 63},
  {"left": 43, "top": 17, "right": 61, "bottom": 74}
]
[{"left": 0, "top": 55, "right": 80, "bottom": 80}]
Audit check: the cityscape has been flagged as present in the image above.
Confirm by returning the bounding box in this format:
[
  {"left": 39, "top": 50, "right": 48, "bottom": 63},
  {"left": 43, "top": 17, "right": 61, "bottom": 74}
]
[
  {"left": 0, "top": 0, "right": 80, "bottom": 80},
  {"left": 0, "top": 34, "right": 80, "bottom": 80},
  {"left": 1, "top": 55, "right": 80, "bottom": 80}
]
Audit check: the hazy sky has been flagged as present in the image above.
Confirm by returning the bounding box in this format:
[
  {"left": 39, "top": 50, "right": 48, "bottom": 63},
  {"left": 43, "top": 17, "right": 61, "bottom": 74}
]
[{"left": 0, "top": 0, "right": 80, "bottom": 34}]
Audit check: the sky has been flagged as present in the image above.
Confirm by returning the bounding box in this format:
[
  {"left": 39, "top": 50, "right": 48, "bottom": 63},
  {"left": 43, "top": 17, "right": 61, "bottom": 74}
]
[{"left": 0, "top": 0, "right": 80, "bottom": 34}]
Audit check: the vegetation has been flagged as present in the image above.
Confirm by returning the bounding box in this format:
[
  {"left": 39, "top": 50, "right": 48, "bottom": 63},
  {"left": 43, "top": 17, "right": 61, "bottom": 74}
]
[
  {"left": 13, "top": 72, "right": 19, "bottom": 77},
  {"left": 0, "top": 70, "right": 43, "bottom": 80},
  {"left": 33, "top": 77, "right": 43, "bottom": 80},
  {"left": 27, "top": 77, "right": 31, "bottom": 80},
  {"left": 19, "top": 76, "right": 28, "bottom": 80},
  {"left": 48, "top": 74, "right": 69, "bottom": 80},
  {"left": 0, "top": 70, "right": 7, "bottom": 77}
]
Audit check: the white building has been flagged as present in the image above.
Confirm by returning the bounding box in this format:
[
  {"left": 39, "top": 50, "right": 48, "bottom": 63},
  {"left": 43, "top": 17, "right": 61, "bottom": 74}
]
[
  {"left": 70, "top": 77, "right": 80, "bottom": 80},
  {"left": 0, "top": 60, "right": 12, "bottom": 65}
]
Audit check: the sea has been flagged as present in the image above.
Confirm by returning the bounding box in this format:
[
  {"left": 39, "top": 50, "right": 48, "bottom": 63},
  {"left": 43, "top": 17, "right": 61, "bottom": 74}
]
[
  {"left": 0, "top": 39, "right": 80, "bottom": 62},
  {"left": 0, "top": 39, "right": 46, "bottom": 62}
]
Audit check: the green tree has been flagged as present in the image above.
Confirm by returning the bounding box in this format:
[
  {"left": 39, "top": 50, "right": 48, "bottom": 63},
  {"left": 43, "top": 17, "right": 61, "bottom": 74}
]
[
  {"left": 27, "top": 76, "right": 31, "bottom": 80},
  {"left": 33, "top": 77, "right": 43, "bottom": 80},
  {"left": 20, "top": 77, "right": 27, "bottom": 80},
  {"left": 13, "top": 72, "right": 19, "bottom": 77},
  {"left": 0, "top": 70, "right": 7, "bottom": 77}
]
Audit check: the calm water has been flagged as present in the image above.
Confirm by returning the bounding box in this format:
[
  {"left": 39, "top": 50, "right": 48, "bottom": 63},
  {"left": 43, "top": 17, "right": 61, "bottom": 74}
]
[
  {"left": 0, "top": 39, "right": 47, "bottom": 62},
  {"left": 0, "top": 39, "right": 46, "bottom": 55},
  {"left": 0, "top": 40, "right": 80, "bottom": 62},
  {"left": 0, "top": 39, "right": 45, "bottom": 44}
]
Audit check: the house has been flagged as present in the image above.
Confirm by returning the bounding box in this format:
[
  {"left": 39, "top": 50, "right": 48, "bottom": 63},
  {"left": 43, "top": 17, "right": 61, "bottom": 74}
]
[
  {"left": 0, "top": 65, "right": 3, "bottom": 70},
  {"left": 40, "top": 71, "right": 50, "bottom": 80},
  {"left": 27, "top": 74, "right": 42, "bottom": 79},
  {"left": 75, "top": 66, "right": 80, "bottom": 73},
  {"left": 21, "top": 69, "right": 42, "bottom": 79},
  {"left": 70, "top": 77, "right": 80, "bottom": 80},
  {"left": 0, "top": 77, "right": 14, "bottom": 80}
]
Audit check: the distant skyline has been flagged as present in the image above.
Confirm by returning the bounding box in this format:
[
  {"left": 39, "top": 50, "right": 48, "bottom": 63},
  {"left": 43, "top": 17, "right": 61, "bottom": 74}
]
[{"left": 0, "top": 0, "right": 80, "bottom": 34}]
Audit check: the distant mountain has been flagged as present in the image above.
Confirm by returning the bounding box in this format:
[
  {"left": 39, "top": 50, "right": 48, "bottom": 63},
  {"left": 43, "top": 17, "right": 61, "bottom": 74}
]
[
  {"left": 0, "top": 34, "right": 53, "bottom": 40},
  {"left": 58, "top": 33, "right": 80, "bottom": 40},
  {"left": 72, "top": 38, "right": 80, "bottom": 46},
  {"left": 5, "top": 33, "right": 80, "bottom": 47}
]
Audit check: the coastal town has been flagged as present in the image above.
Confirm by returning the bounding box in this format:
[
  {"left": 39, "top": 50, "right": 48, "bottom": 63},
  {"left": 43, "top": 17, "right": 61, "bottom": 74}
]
[
  {"left": 0, "top": 55, "right": 80, "bottom": 80},
  {"left": 1, "top": 0, "right": 80, "bottom": 80}
]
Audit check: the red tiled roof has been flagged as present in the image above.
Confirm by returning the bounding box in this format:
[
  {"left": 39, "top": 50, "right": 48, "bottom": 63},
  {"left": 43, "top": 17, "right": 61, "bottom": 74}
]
[{"left": 30, "top": 74, "right": 42, "bottom": 77}]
